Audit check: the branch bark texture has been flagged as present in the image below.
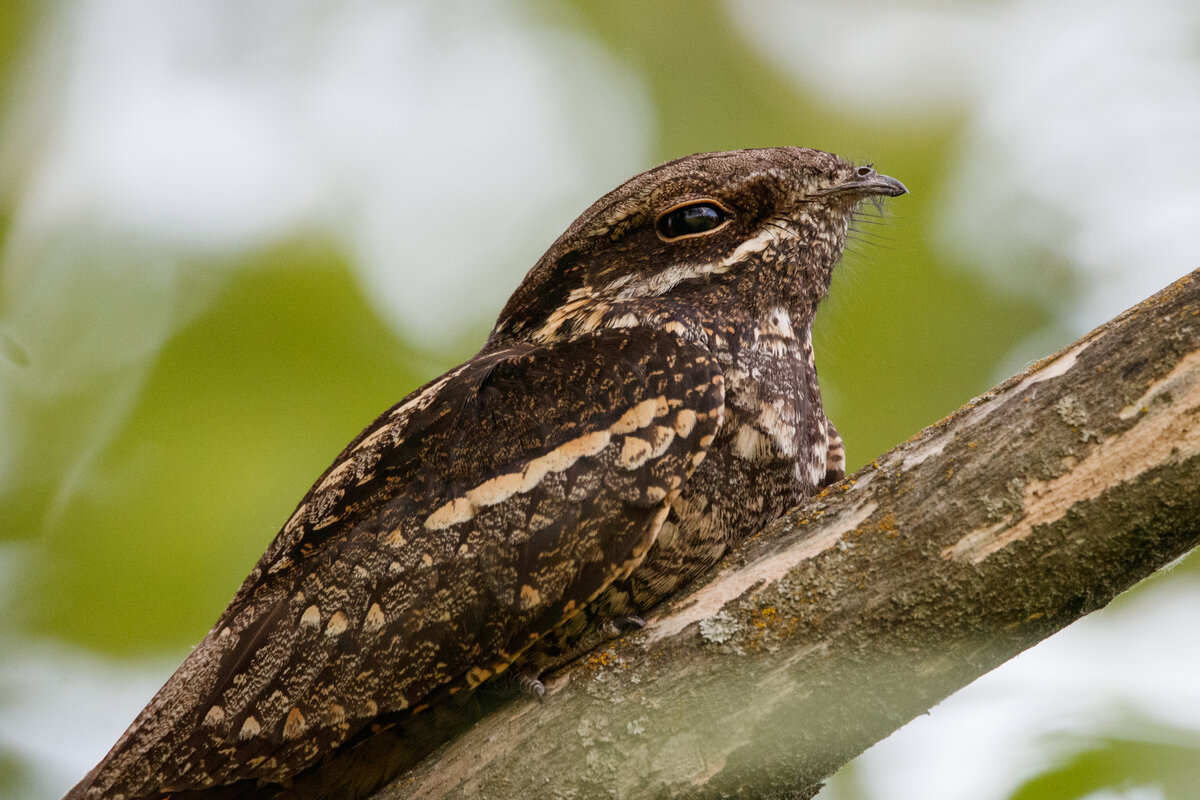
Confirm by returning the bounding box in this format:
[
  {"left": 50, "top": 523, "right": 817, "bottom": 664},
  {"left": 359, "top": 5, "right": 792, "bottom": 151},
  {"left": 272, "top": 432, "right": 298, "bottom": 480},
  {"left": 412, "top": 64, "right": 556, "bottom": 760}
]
[{"left": 377, "top": 270, "right": 1200, "bottom": 799}]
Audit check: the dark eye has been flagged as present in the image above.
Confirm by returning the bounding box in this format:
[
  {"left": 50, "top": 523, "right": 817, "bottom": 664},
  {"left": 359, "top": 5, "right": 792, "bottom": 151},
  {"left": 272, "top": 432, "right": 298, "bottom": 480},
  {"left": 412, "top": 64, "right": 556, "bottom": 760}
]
[{"left": 656, "top": 202, "right": 731, "bottom": 240}]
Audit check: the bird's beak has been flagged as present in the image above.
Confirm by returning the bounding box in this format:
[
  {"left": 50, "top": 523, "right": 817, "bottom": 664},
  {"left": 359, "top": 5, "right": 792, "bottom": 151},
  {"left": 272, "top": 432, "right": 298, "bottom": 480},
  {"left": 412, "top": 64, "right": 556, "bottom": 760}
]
[{"left": 820, "top": 169, "right": 909, "bottom": 198}]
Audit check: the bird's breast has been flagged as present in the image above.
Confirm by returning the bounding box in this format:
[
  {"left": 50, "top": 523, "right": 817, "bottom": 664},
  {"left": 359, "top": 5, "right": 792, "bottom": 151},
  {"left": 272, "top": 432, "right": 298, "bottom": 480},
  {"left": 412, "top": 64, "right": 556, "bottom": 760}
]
[{"left": 622, "top": 311, "right": 828, "bottom": 609}]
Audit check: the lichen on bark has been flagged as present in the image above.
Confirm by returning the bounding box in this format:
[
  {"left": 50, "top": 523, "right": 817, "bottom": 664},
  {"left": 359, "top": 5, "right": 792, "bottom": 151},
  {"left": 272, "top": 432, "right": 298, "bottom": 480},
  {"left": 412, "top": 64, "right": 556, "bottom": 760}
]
[{"left": 377, "top": 270, "right": 1200, "bottom": 800}]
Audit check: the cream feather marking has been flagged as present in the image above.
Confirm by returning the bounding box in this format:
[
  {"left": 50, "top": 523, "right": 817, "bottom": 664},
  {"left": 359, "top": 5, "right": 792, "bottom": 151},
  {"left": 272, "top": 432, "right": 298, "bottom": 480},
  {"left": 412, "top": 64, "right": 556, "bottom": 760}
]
[
  {"left": 424, "top": 395, "right": 678, "bottom": 531},
  {"left": 363, "top": 603, "right": 386, "bottom": 634},
  {"left": 719, "top": 217, "right": 797, "bottom": 267},
  {"left": 611, "top": 261, "right": 735, "bottom": 300},
  {"left": 282, "top": 708, "right": 307, "bottom": 741}
]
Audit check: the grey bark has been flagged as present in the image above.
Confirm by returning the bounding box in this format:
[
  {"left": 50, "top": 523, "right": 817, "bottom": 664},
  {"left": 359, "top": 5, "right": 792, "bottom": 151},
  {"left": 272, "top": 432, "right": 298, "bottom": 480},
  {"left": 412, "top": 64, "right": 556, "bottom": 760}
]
[{"left": 375, "top": 269, "right": 1200, "bottom": 799}]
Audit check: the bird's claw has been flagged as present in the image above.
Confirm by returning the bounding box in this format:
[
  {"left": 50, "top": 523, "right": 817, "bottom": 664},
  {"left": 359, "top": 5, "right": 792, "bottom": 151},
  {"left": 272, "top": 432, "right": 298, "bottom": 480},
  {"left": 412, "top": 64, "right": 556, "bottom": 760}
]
[
  {"left": 601, "top": 614, "right": 646, "bottom": 639},
  {"left": 516, "top": 672, "right": 545, "bottom": 701}
]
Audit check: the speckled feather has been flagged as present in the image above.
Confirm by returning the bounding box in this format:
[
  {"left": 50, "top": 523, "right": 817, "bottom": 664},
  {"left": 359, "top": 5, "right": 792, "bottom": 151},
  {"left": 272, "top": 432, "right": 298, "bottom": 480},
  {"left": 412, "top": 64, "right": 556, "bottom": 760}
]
[{"left": 66, "top": 147, "right": 905, "bottom": 800}]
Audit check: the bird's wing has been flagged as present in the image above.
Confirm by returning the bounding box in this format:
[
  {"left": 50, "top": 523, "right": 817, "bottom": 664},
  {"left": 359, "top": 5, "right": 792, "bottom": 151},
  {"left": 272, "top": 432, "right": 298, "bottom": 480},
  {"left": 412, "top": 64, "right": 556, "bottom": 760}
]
[{"left": 71, "top": 327, "right": 724, "bottom": 799}]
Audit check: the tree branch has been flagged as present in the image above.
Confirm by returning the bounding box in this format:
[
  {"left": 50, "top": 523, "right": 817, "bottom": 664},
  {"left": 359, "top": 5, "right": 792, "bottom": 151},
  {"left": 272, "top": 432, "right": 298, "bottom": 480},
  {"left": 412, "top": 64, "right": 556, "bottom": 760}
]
[{"left": 376, "top": 269, "right": 1200, "bottom": 799}]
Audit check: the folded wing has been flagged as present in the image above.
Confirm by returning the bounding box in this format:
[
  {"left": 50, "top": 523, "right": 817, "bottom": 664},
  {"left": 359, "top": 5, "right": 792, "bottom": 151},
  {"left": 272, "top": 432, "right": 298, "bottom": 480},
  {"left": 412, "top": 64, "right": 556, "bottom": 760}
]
[{"left": 70, "top": 327, "right": 724, "bottom": 799}]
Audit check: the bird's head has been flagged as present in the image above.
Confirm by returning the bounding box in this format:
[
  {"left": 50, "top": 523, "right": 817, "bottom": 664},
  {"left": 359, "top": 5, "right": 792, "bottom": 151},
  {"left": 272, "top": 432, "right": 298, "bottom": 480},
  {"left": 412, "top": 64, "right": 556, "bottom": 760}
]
[{"left": 490, "top": 147, "right": 906, "bottom": 346}]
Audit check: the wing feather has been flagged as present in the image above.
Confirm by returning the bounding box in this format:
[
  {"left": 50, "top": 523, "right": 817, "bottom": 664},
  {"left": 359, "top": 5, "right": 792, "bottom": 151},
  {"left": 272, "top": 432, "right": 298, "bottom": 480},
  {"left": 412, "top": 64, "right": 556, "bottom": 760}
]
[{"left": 71, "top": 328, "right": 723, "bottom": 799}]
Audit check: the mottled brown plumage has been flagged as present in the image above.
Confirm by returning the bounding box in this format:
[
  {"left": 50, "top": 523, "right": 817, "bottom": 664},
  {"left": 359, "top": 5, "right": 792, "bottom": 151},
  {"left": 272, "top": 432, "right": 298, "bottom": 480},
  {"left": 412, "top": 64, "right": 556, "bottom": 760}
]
[{"left": 66, "top": 147, "right": 905, "bottom": 800}]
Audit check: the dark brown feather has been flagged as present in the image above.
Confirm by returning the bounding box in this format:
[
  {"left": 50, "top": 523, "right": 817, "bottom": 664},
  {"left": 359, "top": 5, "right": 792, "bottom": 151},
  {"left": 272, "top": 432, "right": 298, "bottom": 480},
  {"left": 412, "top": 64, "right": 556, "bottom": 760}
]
[
  {"left": 70, "top": 329, "right": 723, "bottom": 798},
  {"left": 65, "top": 147, "right": 905, "bottom": 800}
]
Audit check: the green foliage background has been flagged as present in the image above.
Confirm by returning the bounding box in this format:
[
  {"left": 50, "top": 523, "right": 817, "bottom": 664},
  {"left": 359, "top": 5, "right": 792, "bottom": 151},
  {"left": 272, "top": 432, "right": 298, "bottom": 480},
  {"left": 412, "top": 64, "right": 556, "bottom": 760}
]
[
  {"left": 4, "top": 0, "right": 1057, "bottom": 656},
  {"left": 0, "top": 2, "right": 1194, "bottom": 799}
]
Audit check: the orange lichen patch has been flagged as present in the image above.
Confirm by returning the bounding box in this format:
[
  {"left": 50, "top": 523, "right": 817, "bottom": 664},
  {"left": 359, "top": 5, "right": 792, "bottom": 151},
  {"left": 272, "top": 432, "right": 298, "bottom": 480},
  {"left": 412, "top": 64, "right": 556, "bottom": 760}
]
[
  {"left": 751, "top": 606, "right": 778, "bottom": 630},
  {"left": 586, "top": 649, "right": 621, "bottom": 669},
  {"left": 877, "top": 511, "right": 898, "bottom": 537},
  {"left": 742, "top": 606, "right": 792, "bottom": 651}
]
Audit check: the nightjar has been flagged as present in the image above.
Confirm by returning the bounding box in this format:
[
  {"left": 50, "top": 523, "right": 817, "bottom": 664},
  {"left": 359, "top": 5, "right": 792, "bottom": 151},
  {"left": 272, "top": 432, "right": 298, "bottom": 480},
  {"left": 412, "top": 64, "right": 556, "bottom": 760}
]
[{"left": 66, "top": 147, "right": 906, "bottom": 800}]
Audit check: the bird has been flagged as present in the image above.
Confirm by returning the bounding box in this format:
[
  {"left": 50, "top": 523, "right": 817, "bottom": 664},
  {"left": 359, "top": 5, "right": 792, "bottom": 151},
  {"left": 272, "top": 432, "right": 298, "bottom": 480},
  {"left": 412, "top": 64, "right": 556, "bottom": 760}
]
[{"left": 65, "top": 147, "right": 907, "bottom": 800}]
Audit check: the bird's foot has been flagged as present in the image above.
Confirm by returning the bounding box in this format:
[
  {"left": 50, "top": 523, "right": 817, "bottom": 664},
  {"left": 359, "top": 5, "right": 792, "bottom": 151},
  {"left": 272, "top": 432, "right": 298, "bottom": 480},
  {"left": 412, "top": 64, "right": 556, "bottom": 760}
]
[
  {"left": 516, "top": 670, "right": 545, "bottom": 701},
  {"left": 601, "top": 615, "right": 646, "bottom": 639}
]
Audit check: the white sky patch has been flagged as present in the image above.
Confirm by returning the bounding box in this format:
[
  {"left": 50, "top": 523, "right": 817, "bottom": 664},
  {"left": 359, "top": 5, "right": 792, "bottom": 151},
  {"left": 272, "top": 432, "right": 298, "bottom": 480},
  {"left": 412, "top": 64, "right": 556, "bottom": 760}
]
[{"left": 0, "top": 636, "right": 177, "bottom": 799}]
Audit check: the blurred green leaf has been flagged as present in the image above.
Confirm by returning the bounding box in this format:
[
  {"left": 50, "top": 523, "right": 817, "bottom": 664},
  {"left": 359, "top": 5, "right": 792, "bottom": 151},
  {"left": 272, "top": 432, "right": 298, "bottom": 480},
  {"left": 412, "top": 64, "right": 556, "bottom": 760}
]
[
  {"left": 1010, "top": 728, "right": 1200, "bottom": 800},
  {"left": 20, "top": 240, "right": 446, "bottom": 655},
  {"left": 0, "top": 2, "right": 40, "bottom": 103},
  {"left": 819, "top": 245, "right": 1054, "bottom": 469},
  {"left": 0, "top": 748, "right": 29, "bottom": 800}
]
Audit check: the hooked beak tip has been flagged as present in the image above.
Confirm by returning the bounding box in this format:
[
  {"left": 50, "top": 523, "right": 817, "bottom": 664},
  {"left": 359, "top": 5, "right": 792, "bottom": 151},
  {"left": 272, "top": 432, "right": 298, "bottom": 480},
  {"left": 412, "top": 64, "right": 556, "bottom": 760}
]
[{"left": 850, "top": 170, "right": 908, "bottom": 197}]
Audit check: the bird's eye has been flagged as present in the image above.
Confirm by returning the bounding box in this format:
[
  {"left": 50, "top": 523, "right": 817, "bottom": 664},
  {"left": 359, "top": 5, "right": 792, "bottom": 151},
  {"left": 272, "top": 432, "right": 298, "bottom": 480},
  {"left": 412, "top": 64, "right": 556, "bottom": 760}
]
[{"left": 656, "top": 202, "right": 731, "bottom": 240}]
